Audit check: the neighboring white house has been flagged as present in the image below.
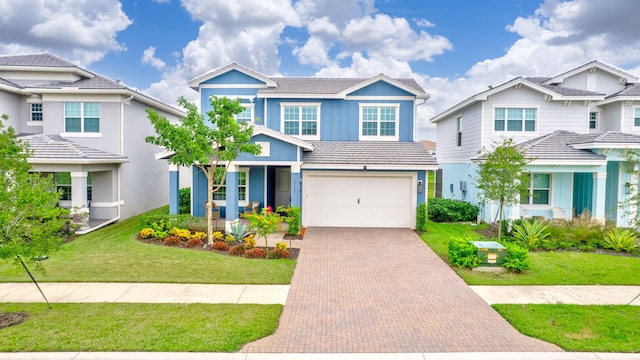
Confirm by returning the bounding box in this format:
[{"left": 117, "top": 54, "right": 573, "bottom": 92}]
[
  {"left": 431, "top": 60, "right": 640, "bottom": 227},
  {"left": 0, "top": 53, "right": 186, "bottom": 233}
]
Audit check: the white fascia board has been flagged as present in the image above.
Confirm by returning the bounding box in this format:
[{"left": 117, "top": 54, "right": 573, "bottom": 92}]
[
  {"left": 0, "top": 65, "right": 94, "bottom": 79},
  {"left": 338, "top": 74, "right": 427, "bottom": 98},
  {"left": 571, "top": 143, "right": 640, "bottom": 150},
  {"left": 258, "top": 93, "right": 344, "bottom": 99},
  {"left": 528, "top": 159, "right": 607, "bottom": 166},
  {"left": 28, "top": 158, "right": 129, "bottom": 165},
  {"left": 233, "top": 160, "right": 300, "bottom": 166},
  {"left": 544, "top": 61, "right": 639, "bottom": 85},
  {"left": 253, "top": 126, "right": 314, "bottom": 150},
  {"left": 154, "top": 150, "right": 176, "bottom": 160},
  {"left": 596, "top": 96, "right": 640, "bottom": 106},
  {"left": 301, "top": 163, "right": 438, "bottom": 171},
  {"left": 0, "top": 83, "right": 23, "bottom": 94}
]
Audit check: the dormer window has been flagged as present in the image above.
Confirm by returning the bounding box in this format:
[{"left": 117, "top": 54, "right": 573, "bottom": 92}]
[
  {"left": 359, "top": 103, "right": 399, "bottom": 141},
  {"left": 281, "top": 103, "right": 320, "bottom": 139}
]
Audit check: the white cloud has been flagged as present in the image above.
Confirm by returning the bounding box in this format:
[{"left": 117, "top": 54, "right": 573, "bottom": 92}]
[
  {"left": 0, "top": 0, "right": 131, "bottom": 66},
  {"left": 142, "top": 46, "right": 167, "bottom": 71}
]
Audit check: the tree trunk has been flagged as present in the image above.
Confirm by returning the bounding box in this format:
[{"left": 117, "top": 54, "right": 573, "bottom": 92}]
[
  {"left": 498, "top": 197, "right": 504, "bottom": 240},
  {"left": 206, "top": 172, "right": 214, "bottom": 245}
]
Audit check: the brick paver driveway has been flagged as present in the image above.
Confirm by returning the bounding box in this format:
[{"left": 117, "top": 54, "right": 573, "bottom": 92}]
[{"left": 243, "top": 228, "right": 562, "bottom": 353}]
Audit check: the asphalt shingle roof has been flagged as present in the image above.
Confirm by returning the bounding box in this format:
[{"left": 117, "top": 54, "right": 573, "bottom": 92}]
[
  {"left": 18, "top": 134, "right": 128, "bottom": 161},
  {"left": 607, "top": 83, "right": 640, "bottom": 98},
  {"left": 303, "top": 141, "right": 437, "bottom": 166},
  {"left": 0, "top": 53, "right": 76, "bottom": 67},
  {"left": 258, "top": 77, "right": 425, "bottom": 95},
  {"left": 516, "top": 131, "right": 606, "bottom": 161}
]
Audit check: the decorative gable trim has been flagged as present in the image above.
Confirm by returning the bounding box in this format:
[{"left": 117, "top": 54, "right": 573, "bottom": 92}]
[
  {"left": 188, "top": 63, "right": 277, "bottom": 89},
  {"left": 542, "top": 60, "right": 639, "bottom": 86},
  {"left": 338, "top": 73, "right": 430, "bottom": 99},
  {"left": 253, "top": 125, "right": 314, "bottom": 150}
]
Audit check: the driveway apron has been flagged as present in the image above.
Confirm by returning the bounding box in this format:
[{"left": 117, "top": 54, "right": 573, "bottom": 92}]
[{"left": 243, "top": 228, "right": 562, "bottom": 353}]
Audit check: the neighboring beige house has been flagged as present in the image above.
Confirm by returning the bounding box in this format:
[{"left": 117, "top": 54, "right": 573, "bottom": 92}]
[{"left": 0, "top": 53, "right": 185, "bottom": 233}]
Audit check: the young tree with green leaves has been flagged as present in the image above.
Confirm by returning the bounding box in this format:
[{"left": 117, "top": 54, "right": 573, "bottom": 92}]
[
  {"left": 146, "top": 96, "right": 261, "bottom": 245},
  {"left": 474, "top": 138, "right": 531, "bottom": 239},
  {"left": 0, "top": 114, "right": 67, "bottom": 305}
]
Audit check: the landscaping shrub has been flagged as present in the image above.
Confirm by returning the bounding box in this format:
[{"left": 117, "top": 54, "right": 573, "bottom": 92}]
[
  {"left": 266, "top": 248, "right": 290, "bottom": 259},
  {"left": 138, "top": 228, "right": 155, "bottom": 239},
  {"left": 163, "top": 236, "right": 182, "bottom": 247},
  {"left": 178, "top": 187, "right": 190, "bottom": 214},
  {"left": 416, "top": 202, "right": 427, "bottom": 232},
  {"left": 502, "top": 242, "right": 530, "bottom": 272},
  {"left": 277, "top": 205, "right": 301, "bottom": 236},
  {"left": 275, "top": 241, "right": 287, "bottom": 250},
  {"left": 244, "top": 248, "right": 266, "bottom": 259},
  {"left": 602, "top": 228, "right": 638, "bottom": 252},
  {"left": 229, "top": 220, "right": 251, "bottom": 241},
  {"left": 244, "top": 234, "right": 256, "bottom": 249},
  {"left": 170, "top": 227, "right": 191, "bottom": 240},
  {"left": 428, "top": 198, "right": 479, "bottom": 222},
  {"left": 139, "top": 213, "right": 200, "bottom": 234},
  {"left": 186, "top": 238, "right": 203, "bottom": 248},
  {"left": 512, "top": 219, "right": 550, "bottom": 249},
  {"left": 191, "top": 231, "right": 207, "bottom": 241},
  {"left": 212, "top": 241, "right": 228, "bottom": 251},
  {"left": 212, "top": 231, "right": 224, "bottom": 241},
  {"left": 225, "top": 234, "right": 235, "bottom": 244},
  {"left": 448, "top": 237, "right": 481, "bottom": 268},
  {"left": 229, "top": 245, "right": 246, "bottom": 256}
]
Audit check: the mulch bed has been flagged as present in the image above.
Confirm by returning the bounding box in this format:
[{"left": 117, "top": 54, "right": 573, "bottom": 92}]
[
  {"left": 0, "top": 312, "right": 28, "bottom": 329},
  {"left": 137, "top": 235, "right": 301, "bottom": 260}
]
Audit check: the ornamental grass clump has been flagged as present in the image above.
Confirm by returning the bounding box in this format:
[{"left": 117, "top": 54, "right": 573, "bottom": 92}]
[
  {"left": 602, "top": 228, "right": 638, "bottom": 252},
  {"left": 512, "top": 219, "right": 550, "bottom": 249}
]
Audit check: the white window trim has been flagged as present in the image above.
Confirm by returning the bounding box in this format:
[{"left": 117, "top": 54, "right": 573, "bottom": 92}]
[
  {"left": 235, "top": 103, "right": 254, "bottom": 123},
  {"left": 212, "top": 167, "right": 250, "bottom": 207},
  {"left": 280, "top": 102, "right": 321, "bottom": 140},
  {"left": 589, "top": 111, "right": 599, "bottom": 130},
  {"left": 521, "top": 173, "right": 552, "bottom": 207},
  {"left": 633, "top": 107, "right": 640, "bottom": 128},
  {"left": 492, "top": 105, "right": 539, "bottom": 133},
  {"left": 63, "top": 102, "right": 101, "bottom": 135},
  {"left": 358, "top": 103, "right": 400, "bottom": 141},
  {"left": 27, "top": 102, "right": 43, "bottom": 126},
  {"left": 456, "top": 115, "right": 462, "bottom": 147}
]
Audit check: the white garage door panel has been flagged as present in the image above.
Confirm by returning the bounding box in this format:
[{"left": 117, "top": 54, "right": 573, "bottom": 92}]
[{"left": 305, "top": 173, "right": 413, "bottom": 228}]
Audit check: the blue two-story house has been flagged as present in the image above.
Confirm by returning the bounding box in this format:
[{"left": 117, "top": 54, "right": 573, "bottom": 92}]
[{"left": 167, "top": 63, "right": 437, "bottom": 229}]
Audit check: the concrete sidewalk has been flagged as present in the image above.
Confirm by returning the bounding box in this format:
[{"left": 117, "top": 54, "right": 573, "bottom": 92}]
[
  {"left": 0, "top": 282, "right": 289, "bottom": 304},
  {"left": 0, "top": 283, "right": 638, "bottom": 306},
  {"left": 471, "top": 285, "right": 640, "bottom": 306}
]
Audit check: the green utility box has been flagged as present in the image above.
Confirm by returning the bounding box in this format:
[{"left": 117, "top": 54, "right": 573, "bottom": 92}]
[{"left": 472, "top": 241, "right": 507, "bottom": 266}]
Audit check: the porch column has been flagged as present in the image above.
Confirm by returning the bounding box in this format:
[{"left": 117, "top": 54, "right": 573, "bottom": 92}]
[
  {"left": 290, "top": 164, "right": 301, "bottom": 207},
  {"left": 225, "top": 164, "right": 239, "bottom": 230},
  {"left": 169, "top": 164, "right": 179, "bottom": 215},
  {"left": 592, "top": 172, "right": 606, "bottom": 223},
  {"left": 70, "top": 171, "right": 88, "bottom": 208}
]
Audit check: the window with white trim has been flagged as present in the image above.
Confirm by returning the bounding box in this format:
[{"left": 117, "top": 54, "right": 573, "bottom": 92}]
[
  {"left": 521, "top": 173, "right": 550, "bottom": 205},
  {"left": 589, "top": 112, "right": 598, "bottom": 129},
  {"left": 236, "top": 104, "right": 253, "bottom": 122},
  {"left": 55, "top": 172, "right": 92, "bottom": 202},
  {"left": 281, "top": 103, "right": 319, "bottom": 138},
  {"left": 212, "top": 168, "right": 248, "bottom": 202},
  {"left": 30, "top": 103, "right": 43, "bottom": 122},
  {"left": 64, "top": 102, "right": 100, "bottom": 133},
  {"left": 494, "top": 107, "right": 536, "bottom": 132},
  {"left": 634, "top": 108, "right": 640, "bottom": 127},
  {"left": 359, "top": 104, "right": 399, "bottom": 140}
]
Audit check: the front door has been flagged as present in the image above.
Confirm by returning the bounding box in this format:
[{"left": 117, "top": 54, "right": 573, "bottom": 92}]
[{"left": 275, "top": 167, "right": 291, "bottom": 208}]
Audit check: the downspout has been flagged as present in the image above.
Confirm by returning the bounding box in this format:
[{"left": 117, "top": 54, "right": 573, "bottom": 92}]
[
  {"left": 116, "top": 94, "right": 134, "bottom": 220},
  {"left": 413, "top": 93, "right": 430, "bottom": 141}
]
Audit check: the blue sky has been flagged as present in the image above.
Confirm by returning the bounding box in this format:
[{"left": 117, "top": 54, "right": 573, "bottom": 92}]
[{"left": 2, "top": 0, "right": 640, "bottom": 140}]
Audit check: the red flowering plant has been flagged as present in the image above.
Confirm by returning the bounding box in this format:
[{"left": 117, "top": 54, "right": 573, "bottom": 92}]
[
  {"left": 276, "top": 205, "right": 301, "bottom": 236},
  {"left": 242, "top": 206, "right": 282, "bottom": 248}
]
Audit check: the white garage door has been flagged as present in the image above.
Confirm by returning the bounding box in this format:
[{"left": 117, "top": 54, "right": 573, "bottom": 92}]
[{"left": 303, "top": 171, "right": 415, "bottom": 228}]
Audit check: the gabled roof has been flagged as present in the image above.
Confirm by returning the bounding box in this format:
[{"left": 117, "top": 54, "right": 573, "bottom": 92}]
[
  {"left": 0, "top": 53, "right": 94, "bottom": 79},
  {"left": 430, "top": 77, "right": 604, "bottom": 123},
  {"left": 252, "top": 125, "right": 314, "bottom": 150},
  {"left": 542, "top": 60, "right": 639, "bottom": 85},
  {"left": 601, "top": 83, "right": 640, "bottom": 105},
  {"left": 18, "top": 134, "right": 129, "bottom": 164},
  {"left": 569, "top": 131, "right": 640, "bottom": 149},
  {"left": 303, "top": 141, "right": 437, "bottom": 168},
  {"left": 188, "top": 63, "right": 277, "bottom": 89},
  {"left": 0, "top": 53, "right": 185, "bottom": 117}
]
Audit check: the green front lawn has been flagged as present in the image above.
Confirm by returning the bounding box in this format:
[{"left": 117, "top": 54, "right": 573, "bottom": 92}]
[
  {"left": 494, "top": 304, "right": 640, "bottom": 353},
  {"left": 422, "top": 221, "right": 640, "bottom": 285},
  {"left": 0, "top": 303, "right": 280, "bottom": 352},
  {"left": 0, "top": 209, "right": 296, "bottom": 284}
]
